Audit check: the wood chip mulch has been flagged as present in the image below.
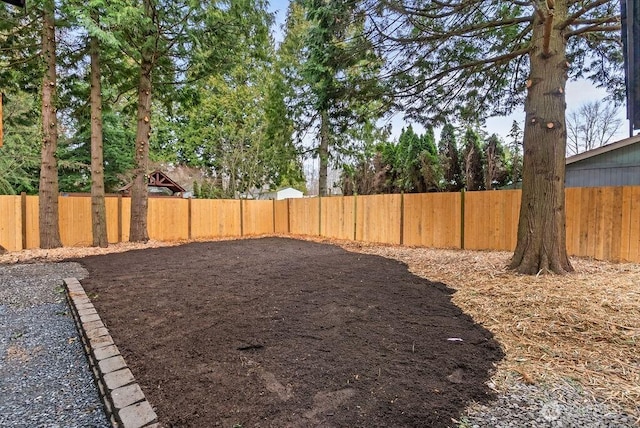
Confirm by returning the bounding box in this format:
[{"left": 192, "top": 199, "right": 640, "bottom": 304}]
[{"left": 332, "top": 238, "right": 640, "bottom": 418}]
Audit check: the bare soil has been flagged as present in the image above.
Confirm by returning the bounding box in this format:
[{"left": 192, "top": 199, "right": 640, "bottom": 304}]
[{"left": 73, "top": 237, "right": 503, "bottom": 427}]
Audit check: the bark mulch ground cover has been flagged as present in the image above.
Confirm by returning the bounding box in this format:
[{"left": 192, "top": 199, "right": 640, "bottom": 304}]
[{"left": 73, "top": 237, "right": 503, "bottom": 427}]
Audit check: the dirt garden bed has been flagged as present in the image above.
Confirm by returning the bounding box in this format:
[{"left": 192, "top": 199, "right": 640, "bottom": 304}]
[{"left": 68, "top": 237, "right": 502, "bottom": 427}]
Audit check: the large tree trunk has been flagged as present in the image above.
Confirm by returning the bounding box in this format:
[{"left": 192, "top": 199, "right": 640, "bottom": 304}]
[
  {"left": 129, "top": 57, "right": 153, "bottom": 242},
  {"left": 0, "top": 94, "right": 3, "bottom": 148},
  {"left": 89, "top": 25, "right": 108, "bottom": 248},
  {"left": 509, "top": 1, "right": 573, "bottom": 274},
  {"left": 38, "top": 0, "right": 62, "bottom": 249},
  {"left": 318, "top": 109, "right": 329, "bottom": 196},
  {"left": 485, "top": 140, "right": 496, "bottom": 190}
]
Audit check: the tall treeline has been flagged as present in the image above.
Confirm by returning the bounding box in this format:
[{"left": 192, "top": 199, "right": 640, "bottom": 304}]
[
  {"left": 0, "top": 0, "right": 296, "bottom": 244},
  {"left": 340, "top": 123, "right": 521, "bottom": 195}
]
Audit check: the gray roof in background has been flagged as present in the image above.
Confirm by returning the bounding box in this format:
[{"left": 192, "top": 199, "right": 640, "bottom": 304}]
[
  {"left": 565, "top": 134, "right": 640, "bottom": 188},
  {"left": 566, "top": 134, "right": 640, "bottom": 165}
]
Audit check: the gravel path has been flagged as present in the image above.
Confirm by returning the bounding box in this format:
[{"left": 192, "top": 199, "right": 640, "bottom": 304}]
[
  {"left": 461, "top": 378, "right": 637, "bottom": 428},
  {"left": 0, "top": 262, "right": 109, "bottom": 428}
]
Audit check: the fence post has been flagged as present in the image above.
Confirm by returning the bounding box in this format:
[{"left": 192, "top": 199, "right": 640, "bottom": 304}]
[
  {"left": 188, "top": 198, "right": 193, "bottom": 240},
  {"left": 287, "top": 198, "right": 291, "bottom": 234},
  {"left": 240, "top": 199, "right": 244, "bottom": 237},
  {"left": 399, "top": 192, "right": 405, "bottom": 246},
  {"left": 117, "top": 194, "right": 123, "bottom": 243},
  {"left": 318, "top": 196, "right": 322, "bottom": 236},
  {"left": 272, "top": 199, "right": 276, "bottom": 234},
  {"left": 21, "top": 192, "right": 27, "bottom": 250},
  {"left": 460, "top": 189, "right": 466, "bottom": 249},
  {"left": 353, "top": 194, "right": 358, "bottom": 241}
]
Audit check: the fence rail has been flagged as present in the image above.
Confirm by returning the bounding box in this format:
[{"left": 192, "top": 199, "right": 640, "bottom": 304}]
[{"left": 1, "top": 187, "right": 639, "bottom": 263}]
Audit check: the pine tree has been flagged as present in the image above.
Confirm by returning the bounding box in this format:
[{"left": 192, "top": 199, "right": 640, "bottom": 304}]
[
  {"left": 418, "top": 127, "right": 441, "bottom": 192},
  {"left": 296, "top": 0, "right": 390, "bottom": 195},
  {"left": 461, "top": 129, "right": 484, "bottom": 191},
  {"left": 483, "top": 134, "right": 509, "bottom": 190},
  {"left": 372, "top": 0, "right": 621, "bottom": 273},
  {"left": 507, "top": 120, "right": 523, "bottom": 188},
  {"left": 39, "top": 0, "right": 63, "bottom": 248},
  {"left": 438, "top": 123, "right": 463, "bottom": 192}
]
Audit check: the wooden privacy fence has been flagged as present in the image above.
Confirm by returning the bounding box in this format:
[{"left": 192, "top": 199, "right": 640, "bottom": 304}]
[{"left": 1, "top": 187, "right": 639, "bottom": 263}]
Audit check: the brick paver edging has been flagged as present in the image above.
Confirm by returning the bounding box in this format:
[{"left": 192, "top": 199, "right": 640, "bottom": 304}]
[{"left": 64, "top": 277, "right": 160, "bottom": 428}]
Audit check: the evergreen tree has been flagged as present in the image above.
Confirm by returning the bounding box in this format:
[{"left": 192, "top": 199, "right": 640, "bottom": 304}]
[
  {"left": 438, "top": 123, "right": 463, "bottom": 192},
  {"left": 373, "top": 0, "right": 622, "bottom": 273},
  {"left": 378, "top": 141, "right": 401, "bottom": 193},
  {"left": 0, "top": 91, "right": 41, "bottom": 194},
  {"left": 483, "top": 134, "right": 509, "bottom": 190},
  {"left": 395, "top": 125, "right": 419, "bottom": 191},
  {"left": 39, "top": 0, "right": 63, "bottom": 248},
  {"left": 507, "top": 120, "right": 523, "bottom": 188},
  {"left": 264, "top": 55, "right": 306, "bottom": 190},
  {"left": 296, "top": 0, "right": 390, "bottom": 195},
  {"left": 418, "top": 127, "right": 441, "bottom": 192},
  {"left": 0, "top": 0, "right": 64, "bottom": 244},
  {"left": 395, "top": 125, "right": 441, "bottom": 193},
  {"left": 104, "top": 0, "right": 273, "bottom": 240},
  {"left": 461, "top": 128, "right": 484, "bottom": 191},
  {"left": 85, "top": 3, "right": 109, "bottom": 247},
  {"left": 58, "top": 110, "right": 135, "bottom": 193},
  {"left": 173, "top": 5, "right": 301, "bottom": 199}
]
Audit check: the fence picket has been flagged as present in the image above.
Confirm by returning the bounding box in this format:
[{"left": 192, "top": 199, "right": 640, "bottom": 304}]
[{"left": 1, "top": 187, "right": 639, "bottom": 263}]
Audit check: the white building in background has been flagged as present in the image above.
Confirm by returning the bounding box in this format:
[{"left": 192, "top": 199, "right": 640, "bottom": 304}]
[{"left": 258, "top": 187, "right": 304, "bottom": 200}]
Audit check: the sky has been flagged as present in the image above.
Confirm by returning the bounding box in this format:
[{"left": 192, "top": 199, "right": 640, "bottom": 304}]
[
  {"left": 485, "top": 79, "right": 630, "bottom": 142},
  {"left": 266, "top": 0, "right": 631, "bottom": 144},
  {"left": 268, "top": 0, "right": 289, "bottom": 36}
]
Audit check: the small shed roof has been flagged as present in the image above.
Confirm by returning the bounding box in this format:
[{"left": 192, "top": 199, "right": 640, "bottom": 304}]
[
  {"left": 148, "top": 170, "right": 186, "bottom": 193},
  {"left": 119, "top": 170, "right": 186, "bottom": 195}
]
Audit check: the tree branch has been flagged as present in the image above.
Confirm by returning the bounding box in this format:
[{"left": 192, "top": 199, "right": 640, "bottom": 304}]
[
  {"left": 560, "top": 0, "right": 614, "bottom": 29},
  {"left": 532, "top": 0, "right": 549, "bottom": 22},
  {"left": 566, "top": 24, "right": 621, "bottom": 38},
  {"left": 542, "top": 0, "right": 555, "bottom": 56},
  {"left": 394, "top": 47, "right": 530, "bottom": 100},
  {"left": 382, "top": 0, "right": 460, "bottom": 20},
  {"left": 414, "top": 16, "right": 533, "bottom": 41},
  {"left": 382, "top": 15, "right": 532, "bottom": 45},
  {"left": 569, "top": 16, "right": 619, "bottom": 27}
]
